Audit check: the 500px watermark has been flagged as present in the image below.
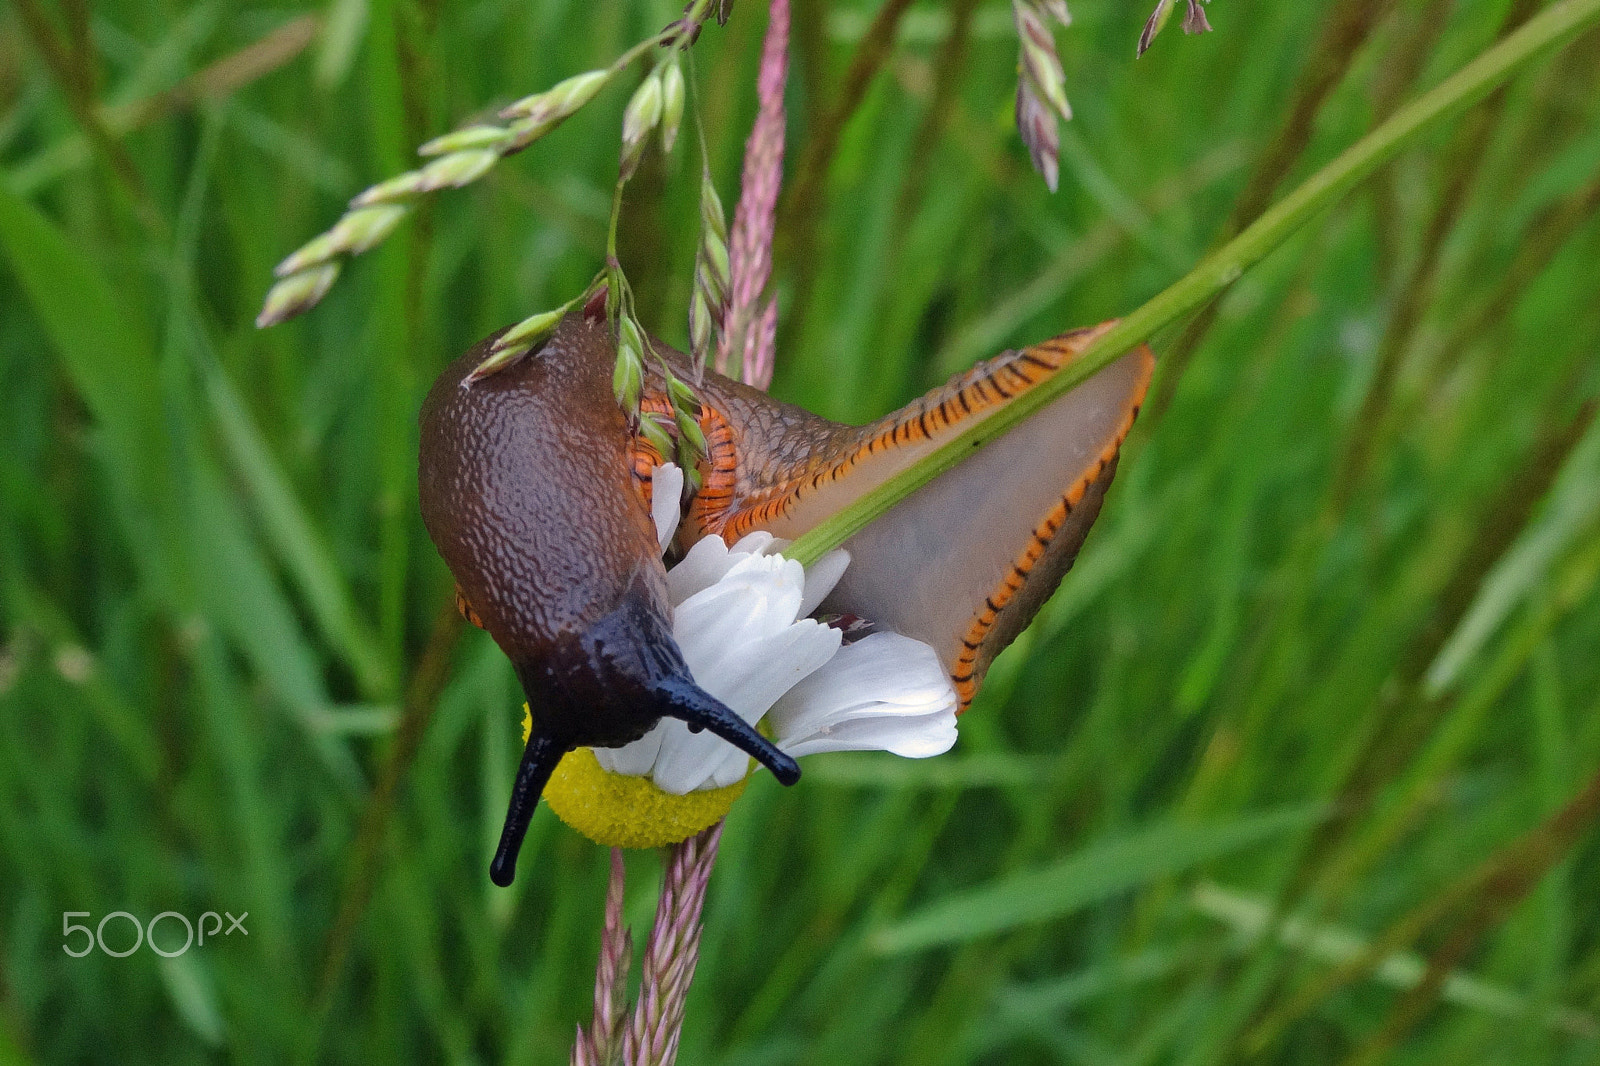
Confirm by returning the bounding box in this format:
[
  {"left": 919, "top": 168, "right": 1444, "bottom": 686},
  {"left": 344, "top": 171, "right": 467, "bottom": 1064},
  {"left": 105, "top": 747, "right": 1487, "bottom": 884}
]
[{"left": 62, "top": 911, "right": 247, "bottom": 958}]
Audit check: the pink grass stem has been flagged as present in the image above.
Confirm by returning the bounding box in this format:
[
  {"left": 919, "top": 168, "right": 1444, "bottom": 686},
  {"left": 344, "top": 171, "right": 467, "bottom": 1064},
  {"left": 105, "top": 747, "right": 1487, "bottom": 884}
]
[{"left": 717, "top": 0, "right": 788, "bottom": 388}]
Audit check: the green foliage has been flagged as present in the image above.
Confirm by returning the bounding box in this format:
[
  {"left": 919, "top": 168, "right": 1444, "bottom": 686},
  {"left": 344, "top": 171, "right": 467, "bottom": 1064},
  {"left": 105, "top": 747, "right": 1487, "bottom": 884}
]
[{"left": 1, "top": 1, "right": 1598, "bottom": 1064}]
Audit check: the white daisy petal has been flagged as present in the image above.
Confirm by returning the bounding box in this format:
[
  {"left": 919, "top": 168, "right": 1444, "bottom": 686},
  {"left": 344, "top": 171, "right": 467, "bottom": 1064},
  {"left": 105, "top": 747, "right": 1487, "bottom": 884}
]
[
  {"left": 798, "top": 548, "right": 851, "bottom": 619},
  {"left": 674, "top": 572, "right": 785, "bottom": 661},
  {"left": 643, "top": 719, "right": 728, "bottom": 794},
  {"left": 730, "top": 530, "right": 783, "bottom": 556},
  {"left": 688, "top": 620, "right": 841, "bottom": 720},
  {"left": 666, "top": 534, "right": 738, "bottom": 606},
  {"left": 674, "top": 560, "right": 807, "bottom": 676},
  {"left": 777, "top": 710, "right": 958, "bottom": 759},
  {"left": 703, "top": 743, "right": 756, "bottom": 789},
  {"left": 594, "top": 724, "right": 666, "bottom": 777},
  {"left": 767, "top": 632, "right": 958, "bottom": 755},
  {"left": 651, "top": 462, "right": 684, "bottom": 551}
]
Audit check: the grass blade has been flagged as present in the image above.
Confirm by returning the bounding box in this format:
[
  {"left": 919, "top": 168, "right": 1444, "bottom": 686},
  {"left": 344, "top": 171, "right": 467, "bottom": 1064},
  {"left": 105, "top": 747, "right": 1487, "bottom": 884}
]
[{"left": 870, "top": 803, "right": 1326, "bottom": 954}]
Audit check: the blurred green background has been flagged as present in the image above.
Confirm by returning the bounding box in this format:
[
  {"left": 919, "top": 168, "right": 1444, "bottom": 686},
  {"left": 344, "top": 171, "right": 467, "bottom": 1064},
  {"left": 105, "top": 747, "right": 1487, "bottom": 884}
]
[{"left": 2, "top": 0, "right": 1599, "bottom": 1062}]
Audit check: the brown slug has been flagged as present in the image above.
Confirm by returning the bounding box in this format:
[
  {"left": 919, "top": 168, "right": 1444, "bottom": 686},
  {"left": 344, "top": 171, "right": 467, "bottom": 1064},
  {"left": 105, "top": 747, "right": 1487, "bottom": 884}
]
[{"left": 419, "top": 311, "right": 1152, "bottom": 885}]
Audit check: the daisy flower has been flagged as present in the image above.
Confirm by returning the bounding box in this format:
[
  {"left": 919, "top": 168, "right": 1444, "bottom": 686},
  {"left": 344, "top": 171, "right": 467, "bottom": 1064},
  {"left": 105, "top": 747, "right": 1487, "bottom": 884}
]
[{"left": 541, "top": 463, "right": 958, "bottom": 847}]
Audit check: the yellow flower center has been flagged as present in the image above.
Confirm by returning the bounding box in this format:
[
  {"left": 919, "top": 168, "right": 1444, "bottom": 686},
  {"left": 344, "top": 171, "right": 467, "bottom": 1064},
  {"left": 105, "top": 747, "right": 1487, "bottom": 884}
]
[{"left": 524, "top": 707, "right": 749, "bottom": 848}]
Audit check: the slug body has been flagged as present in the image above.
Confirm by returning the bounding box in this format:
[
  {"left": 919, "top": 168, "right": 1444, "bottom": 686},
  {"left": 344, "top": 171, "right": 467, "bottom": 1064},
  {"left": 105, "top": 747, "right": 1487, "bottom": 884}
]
[
  {"left": 420, "top": 314, "right": 798, "bottom": 886},
  {"left": 419, "top": 312, "right": 1152, "bottom": 884}
]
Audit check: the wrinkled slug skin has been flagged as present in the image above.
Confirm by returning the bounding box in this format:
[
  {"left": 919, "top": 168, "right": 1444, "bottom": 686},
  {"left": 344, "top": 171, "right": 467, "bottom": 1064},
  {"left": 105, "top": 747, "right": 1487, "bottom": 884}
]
[{"left": 418, "top": 314, "right": 671, "bottom": 745}]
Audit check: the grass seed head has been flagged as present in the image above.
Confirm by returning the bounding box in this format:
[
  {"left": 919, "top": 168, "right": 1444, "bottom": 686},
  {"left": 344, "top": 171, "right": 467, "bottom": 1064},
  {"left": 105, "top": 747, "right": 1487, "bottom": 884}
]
[
  {"left": 660, "top": 60, "right": 686, "bottom": 154},
  {"left": 620, "top": 71, "right": 665, "bottom": 180},
  {"left": 256, "top": 262, "right": 341, "bottom": 327}
]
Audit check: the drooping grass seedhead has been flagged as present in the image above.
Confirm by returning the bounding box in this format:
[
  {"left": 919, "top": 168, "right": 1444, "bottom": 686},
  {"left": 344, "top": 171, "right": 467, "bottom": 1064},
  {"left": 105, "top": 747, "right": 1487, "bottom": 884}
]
[
  {"left": 256, "top": 1, "right": 729, "bottom": 330},
  {"left": 1010, "top": 0, "right": 1072, "bottom": 191},
  {"left": 689, "top": 167, "right": 730, "bottom": 376},
  {"left": 1139, "top": 0, "right": 1215, "bottom": 56},
  {"left": 620, "top": 69, "right": 666, "bottom": 181}
]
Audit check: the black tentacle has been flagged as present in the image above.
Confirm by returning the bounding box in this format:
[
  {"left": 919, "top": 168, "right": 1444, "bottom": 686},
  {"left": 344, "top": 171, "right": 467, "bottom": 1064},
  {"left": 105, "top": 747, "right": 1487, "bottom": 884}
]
[
  {"left": 490, "top": 732, "right": 570, "bottom": 887},
  {"left": 655, "top": 677, "right": 801, "bottom": 786}
]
